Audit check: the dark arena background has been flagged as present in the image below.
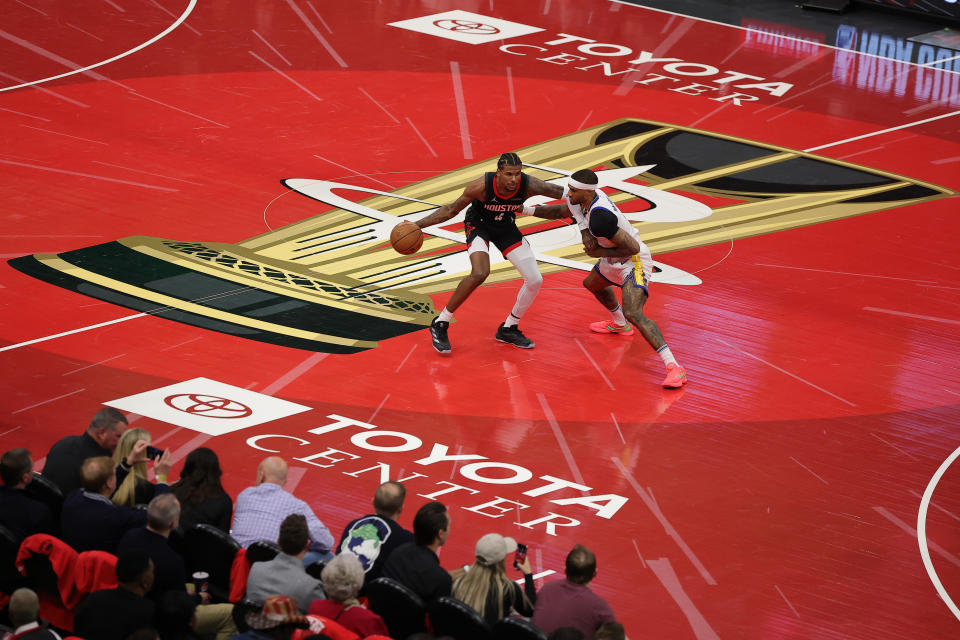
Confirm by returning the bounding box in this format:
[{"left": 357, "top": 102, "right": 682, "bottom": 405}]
[{"left": 2, "top": 1, "right": 959, "bottom": 638}]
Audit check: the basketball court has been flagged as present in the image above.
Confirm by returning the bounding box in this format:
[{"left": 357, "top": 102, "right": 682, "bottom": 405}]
[{"left": 2, "top": 1, "right": 959, "bottom": 637}]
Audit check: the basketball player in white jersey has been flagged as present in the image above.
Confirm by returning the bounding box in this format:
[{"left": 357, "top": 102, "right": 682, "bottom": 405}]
[
  {"left": 412, "top": 153, "right": 564, "bottom": 354},
  {"left": 525, "top": 169, "right": 688, "bottom": 388}
]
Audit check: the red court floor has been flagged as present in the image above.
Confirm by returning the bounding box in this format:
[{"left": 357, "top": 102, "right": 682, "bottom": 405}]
[{"left": 2, "top": 1, "right": 959, "bottom": 638}]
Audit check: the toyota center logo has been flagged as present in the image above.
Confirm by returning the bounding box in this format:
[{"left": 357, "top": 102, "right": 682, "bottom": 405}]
[
  {"left": 390, "top": 10, "right": 543, "bottom": 45},
  {"left": 106, "top": 377, "right": 311, "bottom": 436},
  {"left": 433, "top": 19, "right": 500, "bottom": 35},
  {"left": 164, "top": 394, "right": 253, "bottom": 418}
]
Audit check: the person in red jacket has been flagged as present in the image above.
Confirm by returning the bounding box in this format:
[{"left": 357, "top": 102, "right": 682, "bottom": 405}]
[{"left": 308, "top": 554, "right": 388, "bottom": 637}]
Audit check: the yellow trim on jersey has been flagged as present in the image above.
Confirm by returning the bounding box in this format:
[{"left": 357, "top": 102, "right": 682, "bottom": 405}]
[{"left": 632, "top": 254, "right": 646, "bottom": 287}]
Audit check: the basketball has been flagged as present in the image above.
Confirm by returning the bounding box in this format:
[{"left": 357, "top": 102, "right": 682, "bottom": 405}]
[{"left": 390, "top": 221, "right": 423, "bottom": 255}]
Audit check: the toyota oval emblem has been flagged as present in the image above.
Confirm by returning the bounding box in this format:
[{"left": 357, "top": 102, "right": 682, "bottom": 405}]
[
  {"left": 433, "top": 19, "right": 500, "bottom": 35},
  {"left": 164, "top": 393, "right": 253, "bottom": 418}
]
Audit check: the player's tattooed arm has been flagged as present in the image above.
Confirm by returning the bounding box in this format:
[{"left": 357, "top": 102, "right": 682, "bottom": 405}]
[
  {"left": 415, "top": 178, "right": 482, "bottom": 229},
  {"left": 581, "top": 229, "right": 599, "bottom": 253},
  {"left": 584, "top": 228, "right": 640, "bottom": 258},
  {"left": 527, "top": 175, "right": 564, "bottom": 200},
  {"left": 525, "top": 204, "right": 571, "bottom": 219}
]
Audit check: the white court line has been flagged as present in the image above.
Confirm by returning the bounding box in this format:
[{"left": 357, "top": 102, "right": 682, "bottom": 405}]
[
  {"left": 396, "top": 345, "right": 417, "bottom": 373},
  {"left": 789, "top": 456, "right": 829, "bottom": 485},
  {"left": 573, "top": 338, "right": 615, "bottom": 391},
  {"left": 755, "top": 263, "right": 938, "bottom": 283},
  {"left": 804, "top": 111, "right": 960, "bottom": 153},
  {"left": 611, "top": 412, "right": 625, "bottom": 444},
  {"left": 536, "top": 393, "right": 586, "bottom": 486},
  {"left": 0, "top": 71, "right": 89, "bottom": 107},
  {"left": 920, "top": 53, "right": 960, "bottom": 68},
  {"left": 917, "top": 443, "right": 960, "bottom": 627},
  {"left": 249, "top": 50, "right": 324, "bottom": 103},
  {"left": 612, "top": 457, "right": 717, "bottom": 585},
  {"left": 0, "top": 28, "right": 112, "bottom": 84},
  {"left": 405, "top": 117, "right": 438, "bottom": 158},
  {"left": 0, "top": 0, "right": 197, "bottom": 93},
  {"left": 608, "top": 0, "right": 960, "bottom": 74},
  {"left": 368, "top": 393, "right": 390, "bottom": 424},
  {"left": 648, "top": 558, "right": 720, "bottom": 639},
  {"left": 0, "top": 426, "right": 23, "bottom": 438},
  {"left": 863, "top": 307, "right": 960, "bottom": 326},
  {"left": 0, "top": 159, "right": 178, "bottom": 192},
  {"left": 358, "top": 87, "right": 399, "bottom": 123},
  {"left": 631, "top": 539, "right": 646, "bottom": 568},
  {"left": 13, "top": 388, "right": 86, "bottom": 414},
  {"left": 252, "top": 29, "right": 292, "bottom": 67},
  {"left": 62, "top": 353, "right": 125, "bottom": 376},
  {"left": 715, "top": 337, "right": 856, "bottom": 407},
  {"left": 1, "top": 313, "right": 148, "bottom": 353},
  {"left": 871, "top": 432, "right": 919, "bottom": 461},
  {"left": 93, "top": 160, "right": 205, "bottom": 186},
  {"left": 450, "top": 61, "right": 473, "bottom": 160},
  {"left": 284, "top": 0, "right": 347, "bottom": 68},
  {"left": 910, "top": 489, "right": 960, "bottom": 522},
  {"left": 774, "top": 585, "right": 801, "bottom": 619}
]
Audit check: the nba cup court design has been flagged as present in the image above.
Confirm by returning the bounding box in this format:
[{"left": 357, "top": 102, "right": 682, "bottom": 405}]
[{"left": 8, "top": 118, "right": 952, "bottom": 354}]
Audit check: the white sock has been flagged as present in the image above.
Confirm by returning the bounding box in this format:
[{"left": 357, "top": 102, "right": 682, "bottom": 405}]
[
  {"left": 438, "top": 307, "right": 454, "bottom": 322},
  {"left": 504, "top": 313, "right": 520, "bottom": 328},
  {"left": 657, "top": 344, "right": 678, "bottom": 368},
  {"left": 610, "top": 304, "right": 626, "bottom": 326}
]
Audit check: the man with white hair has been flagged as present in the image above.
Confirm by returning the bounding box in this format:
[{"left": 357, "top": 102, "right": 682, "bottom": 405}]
[
  {"left": 3, "top": 588, "right": 61, "bottom": 639},
  {"left": 232, "top": 456, "right": 334, "bottom": 565},
  {"left": 528, "top": 168, "right": 688, "bottom": 388}
]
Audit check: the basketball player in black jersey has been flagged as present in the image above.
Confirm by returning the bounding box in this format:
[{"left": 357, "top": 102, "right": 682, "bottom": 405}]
[{"left": 413, "top": 153, "right": 563, "bottom": 353}]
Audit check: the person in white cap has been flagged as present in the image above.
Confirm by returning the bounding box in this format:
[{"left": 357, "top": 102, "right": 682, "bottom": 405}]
[
  {"left": 451, "top": 533, "right": 536, "bottom": 626},
  {"left": 527, "top": 168, "right": 688, "bottom": 388}
]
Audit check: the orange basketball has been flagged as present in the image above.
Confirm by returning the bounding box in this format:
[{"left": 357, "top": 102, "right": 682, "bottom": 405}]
[{"left": 390, "top": 221, "right": 423, "bottom": 255}]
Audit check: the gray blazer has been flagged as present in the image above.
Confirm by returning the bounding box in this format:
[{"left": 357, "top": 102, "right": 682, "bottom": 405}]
[{"left": 246, "top": 552, "right": 326, "bottom": 613}]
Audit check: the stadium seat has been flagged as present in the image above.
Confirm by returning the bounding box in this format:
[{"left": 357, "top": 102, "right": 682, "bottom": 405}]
[
  {"left": 493, "top": 617, "right": 548, "bottom": 640},
  {"left": 24, "top": 473, "right": 63, "bottom": 534},
  {"left": 429, "top": 596, "right": 492, "bottom": 640},
  {"left": 365, "top": 576, "right": 427, "bottom": 639},
  {"left": 183, "top": 524, "right": 241, "bottom": 602},
  {"left": 0, "top": 523, "right": 23, "bottom": 603},
  {"left": 246, "top": 540, "right": 280, "bottom": 564}
]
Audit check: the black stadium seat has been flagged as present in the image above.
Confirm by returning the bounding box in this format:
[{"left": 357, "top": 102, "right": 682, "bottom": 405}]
[
  {"left": 183, "top": 523, "right": 241, "bottom": 602},
  {"left": 246, "top": 539, "right": 280, "bottom": 564},
  {"left": 493, "top": 617, "right": 548, "bottom": 640},
  {"left": 0, "top": 523, "right": 24, "bottom": 597},
  {"left": 365, "top": 576, "right": 428, "bottom": 639},
  {"left": 429, "top": 596, "right": 492, "bottom": 640},
  {"left": 24, "top": 473, "right": 63, "bottom": 534}
]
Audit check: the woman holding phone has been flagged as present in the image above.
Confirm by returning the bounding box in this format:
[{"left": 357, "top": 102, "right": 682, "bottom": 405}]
[
  {"left": 111, "top": 427, "right": 173, "bottom": 506},
  {"left": 452, "top": 533, "right": 536, "bottom": 626}
]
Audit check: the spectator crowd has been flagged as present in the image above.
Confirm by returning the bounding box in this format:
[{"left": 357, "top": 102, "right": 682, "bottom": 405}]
[{"left": 0, "top": 408, "right": 626, "bottom": 640}]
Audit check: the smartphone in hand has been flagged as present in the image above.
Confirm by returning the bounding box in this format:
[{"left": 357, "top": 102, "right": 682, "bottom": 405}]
[
  {"left": 145, "top": 445, "right": 163, "bottom": 460},
  {"left": 513, "top": 543, "right": 528, "bottom": 569}
]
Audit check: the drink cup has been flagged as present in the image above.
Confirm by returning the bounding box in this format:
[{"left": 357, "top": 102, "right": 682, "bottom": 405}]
[{"left": 192, "top": 571, "right": 209, "bottom": 595}]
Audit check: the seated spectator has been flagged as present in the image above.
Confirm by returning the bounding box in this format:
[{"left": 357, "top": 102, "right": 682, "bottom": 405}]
[
  {"left": 60, "top": 456, "right": 146, "bottom": 553},
  {"left": 74, "top": 551, "right": 156, "bottom": 640},
  {"left": 381, "top": 501, "right": 452, "bottom": 604},
  {"left": 595, "top": 621, "right": 625, "bottom": 640},
  {"left": 42, "top": 407, "right": 127, "bottom": 495},
  {"left": 2, "top": 588, "right": 61, "bottom": 640},
  {"left": 231, "top": 594, "right": 310, "bottom": 640},
  {"left": 156, "top": 590, "right": 204, "bottom": 640},
  {"left": 232, "top": 457, "right": 334, "bottom": 565},
  {"left": 0, "top": 449, "right": 54, "bottom": 541},
  {"left": 451, "top": 533, "right": 535, "bottom": 626},
  {"left": 337, "top": 481, "right": 413, "bottom": 587},
  {"left": 547, "top": 628, "right": 585, "bottom": 640},
  {"left": 247, "top": 514, "right": 326, "bottom": 613},
  {"left": 531, "top": 545, "right": 616, "bottom": 637},
  {"left": 308, "top": 554, "right": 388, "bottom": 637},
  {"left": 111, "top": 428, "right": 172, "bottom": 507},
  {"left": 118, "top": 493, "right": 186, "bottom": 602},
  {"left": 171, "top": 447, "right": 233, "bottom": 533}
]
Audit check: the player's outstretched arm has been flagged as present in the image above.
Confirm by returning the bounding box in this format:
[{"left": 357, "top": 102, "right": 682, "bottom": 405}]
[
  {"left": 526, "top": 175, "right": 565, "bottom": 200},
  {"left": 524, "top": 203, "right": 570, "bottom": 219},
  {"left": 415, "top": 178, "right": 482, "bottom": 229}
]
